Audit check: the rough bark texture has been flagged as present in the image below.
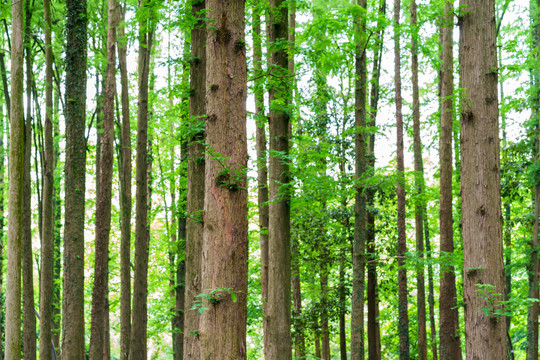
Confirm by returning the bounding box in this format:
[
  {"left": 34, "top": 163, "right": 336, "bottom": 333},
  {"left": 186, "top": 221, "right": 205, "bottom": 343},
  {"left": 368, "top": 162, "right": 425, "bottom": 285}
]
[
  {"left": 367, "top": 3, "right": 385, "bottom": 359},
  {"left": 62, "top": 0, "right": 87, "bottom": 357},
  {"left": 128, "top": 1, "right": 153, "bottom": 358},
  {"left": 351, "top": 1, "right": 367, "bottom": 359},
  {"left": 5, "top": 0, "right": 24, "bottom": 355},
  {"left": 527, "top": 2, "right": 540, "bottom": 358},
  {"left": 410, "top": 1, "right": 427, "bottom": 359},
  {"left": 439, "top": 2, "right": 462, "bottom": 359},
  {"left": 52, "top": 88, "right": 62, "bottom": 353},
  {"left": 89, "top": 0, "right": 117, "bottom": 357},
  {"left": 459, "top": 0, "right": 506, "bottom": 358},
  {"left": 253, "top": 1, "right": 270, "bottom": 354},
  {"left": 117, "top": 4, "right": 131, "bottom": 360},
  {"left": 39, "top": 0, "right": 54, "bottom": 357},
  {"left": 22, "top": 0, "right": 36, "bottom": 355},
  {"left": 394, "top": 0, "right": 410, "bottom": 358},
  {"left": 198, "top": 1, "right": 248, "bottom": 358},
  {"left": 183, "top": 1, "right": 206, "bottom": 358},
  {"left": 266, "top": 0, "right": 292, "bottom": 358}
]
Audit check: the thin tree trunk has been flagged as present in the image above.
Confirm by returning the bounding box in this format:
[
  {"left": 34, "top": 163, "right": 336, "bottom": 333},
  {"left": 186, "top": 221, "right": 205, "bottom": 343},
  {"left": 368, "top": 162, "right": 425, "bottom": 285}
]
[
  {"left": 22, "top": 0, "right": 36, "bottom": 355},
  {"left": 394, "top": 0, "right": 409, "bottom": 358},
  {"left": 117, "top": 3, "right": 131, "bottom": 360},
  {"left": 459, "top": 0, "right": 506, "bottom": 358},
  {"left": 527, "top": 2, "right": 540, "bottom": 358},
  {"left": 128, "top": 0, "right": 154, "bottom": 358},
  {"left": 39, "top": 0, "right": 55, "bottom": 357},
  {"left": 266, "top": 0, "right": 292, "bottom": 357},
  {"left": 52, "top": 86, "right": 62, "bottom": 352},
  {"left": 89, "top": 0, "right": 117, "bottom": 356},
  {"left": 352, "top": 0, "right": 367, "bottom": 358},
  {"left": 198, "top": 1, "right": 248, "bottom": 358},
  {"left": 183, "top": 1, "right": 206, "bottom": 358},
  {"left": 5, "top": 0, "right": 24, "bottom": 354},
  {"left": 367, "top": 3, "right": 385, "bottom": 359},
  {"left": 439, "top": 2, "right": 462, "bottom": 360}
]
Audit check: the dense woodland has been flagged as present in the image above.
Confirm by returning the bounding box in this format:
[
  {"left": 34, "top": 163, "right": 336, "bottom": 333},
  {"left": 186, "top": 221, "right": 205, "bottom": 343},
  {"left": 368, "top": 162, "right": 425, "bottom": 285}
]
[{"left": 0, "top": 0, "right": 537, "bottom": 359}]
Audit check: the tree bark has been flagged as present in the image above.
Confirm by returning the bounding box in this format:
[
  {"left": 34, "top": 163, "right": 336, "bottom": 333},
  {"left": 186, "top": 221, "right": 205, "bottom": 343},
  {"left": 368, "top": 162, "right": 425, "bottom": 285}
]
[
  {"left": 439, "top": 2, "right": 462, "bottom": 360},
  {"left": 394, "top": 0, "right": 410, "bottom": 358},
  {"left": 117, "top": 3, "right": 131, "bottom": 360},
  {"left": 183, "top": 1, "right": 206, "bottom": 358},
  {"left": 352, "top": 0, "right": 367, "bottom": 358},
  {"left": 22, "top": 0, "right": 36, "bottom": 356},
  {"left": 5, "top": 0, "right": 24, "bottom": 355},
  {"left": 198, "top": 1, "right": 248, "bottom": 358},
  {"left": 266, "top": 0, "right": 292, "bottom": 357},
  {"left": 128, "top": 0, "right": 153, "bottom": 358},
  {"left": 39, "top": 0, "right": 55, "bottom": 357},
  {"left": 89, "top": 0, "right": 117, "bottom": 357},
  {"left": 459, "top": 0, "right": 506, "bottom": 358}
]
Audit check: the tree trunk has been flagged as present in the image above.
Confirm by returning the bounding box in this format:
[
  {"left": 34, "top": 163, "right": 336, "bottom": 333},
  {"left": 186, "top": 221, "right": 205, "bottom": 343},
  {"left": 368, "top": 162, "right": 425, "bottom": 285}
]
[
  {"left": 5, "top": 0, "right": 24, "bottom": 355},
  {"left": 253, "top": 1, "right": 270, "bottom": 354},
  {"left": 183, "top": 1, "right": 206, "bottom": 358},
  {"left": 351, "top": 1, "right": 367, "bottom": 359},
  {"left": 89, "top": 0, "right": 117, "bottom": 357},
  {"left": 459, "top": 0, "right": 506, "bottom": 358},
  {"left": 394, "top": 0, "right": 409, "bottom": 358},
  {"left": 22, "top": 0, "right": 36, "bottom": 355},
  {"left": 198, "top": 1, "right": 248, "bottom": 358},
  {"left": 527, "top": 2, "right": 540, "bottom": 358},
  {"left": 39, "top": 0, "right": 55, "bottom": 357},
  {"left": 117, "top": 3, "right": 131, "bottom": 360},
  {"left": 367, "top": 2, "right": 385, "bottom": 359},
  {"left": 410, "top": 1, "right": 427, "bottom": 359},
  {"left": 439, "top": 2, "right": 462, "bottom": 360},
  {"left": 266, "top": 0, "right": 292, "bottom": 358},
  {"left": 128, "top": 1, "right": 153, "bottom": 358}
]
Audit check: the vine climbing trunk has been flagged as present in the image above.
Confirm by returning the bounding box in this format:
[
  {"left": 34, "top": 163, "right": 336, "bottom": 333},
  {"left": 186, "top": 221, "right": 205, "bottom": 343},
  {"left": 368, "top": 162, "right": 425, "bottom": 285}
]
[{"left": 459, "top": 0, "right": 506, "bottom": 358}]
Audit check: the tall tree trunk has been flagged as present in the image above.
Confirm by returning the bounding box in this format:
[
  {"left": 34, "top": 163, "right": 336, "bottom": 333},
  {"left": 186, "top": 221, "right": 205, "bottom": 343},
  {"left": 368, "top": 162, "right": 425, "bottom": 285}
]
[
  {"left": 22, "top": 0, "right": 36, "bottom": 355},
  {"left": 89, "top": 0, "right": 117, "bottom": 356},
  {"left": 338, "top": 253, "right": 347, "bottom": 360},
  {"left": 0, "top": 98, "right": 5, "bottom": 360},
  {"left": 439, "top": 2, "right": 462, "bottom": 359},
  {"left": 128, "top": 0, "right": 153, "bottom": 358},
  {"left": 183, "top": 1, "right": 206, "bottom": 358},
  {"left": 52, "top": 86, "right": 62, "bottom": 353},
  {"left": 5, "top": 0, "right": 24, "bottom": 355},
  {"left": 351, "top": 0, "right": 367, "bottom": 358},
  {"left": 117, "top": 3, "right": 131, "bottom": 360},
  {"left": 253, "top": 1, "right": 270, "bottom": 354},
  {"left": 410, "top": 1, "right": 427, "bottom": 359},
  {"left": 39, "top": 0, "right": 55, "bottom": 357},
  {"left": 394, "top": 0, "right": 409, "bottom": 358},
  {"left": 527, "top": 2, "right": 540, "bottom": 358},
  {"left": 367, "top": 2, "right": 385, "bottom": 359},
  {"left": 459, "top": 0, "right": 506, "bottom": 358},
  {"left": 198, "top": 1, "right": 248, "bottom": 358},
  {"left": 266, "top": 0, "right": 292, "bottom": 357}
]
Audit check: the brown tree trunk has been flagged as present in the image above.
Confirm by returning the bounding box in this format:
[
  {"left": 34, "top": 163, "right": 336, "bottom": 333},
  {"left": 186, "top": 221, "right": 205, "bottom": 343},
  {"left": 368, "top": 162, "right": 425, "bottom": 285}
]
[
  {"left": 5, "top": 0, "right": 24, "bottom": 354},
  {"left": 128, "top": 1, "right": 154, "bottom": 358},
  {"left": 266, "top": 0, "right": 292, "bottom": 358},
  {"left": 22, "top": 0, "right": 36, "bottom": 355},
  {"left": 459, "top": 0, "right": 506, "bottom": 358},
  {"left": 351, "top": 0, "right": 367, "bottom": 358},
  {"left": 367, "top": 3, "right": 385, "bottom": 359},
  {"left": 183, "top": 1, "right": 206, "bottom": 358},
  {"left": 198, "top": 1, "right": 248, "bottom": 358},
  {"left": 410, "top": 1, "right": 427, "bottom": 359},
  {"left": 527, "top": 2, "right": 540, "bottom": 359},
  {"left": 39, "top": 0, "right": 55, "bottom": 357},
  {"left": 253, "top": 1, "right": 270, "bottom": 354},
  {"left": 394, "top": 0, "right": 409, "bottom": 358},
  {"left": 89, "top": 0, "right": 117, "bottom": 357},
  {"left": 439, "top": 2, "right": 462, "bottom": 360},
  {"left": 52, "top": 86, "right": 62, "bottom": 353},
  {"left": 117, "top": 3, "right": 131, "bottom": 360}
]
